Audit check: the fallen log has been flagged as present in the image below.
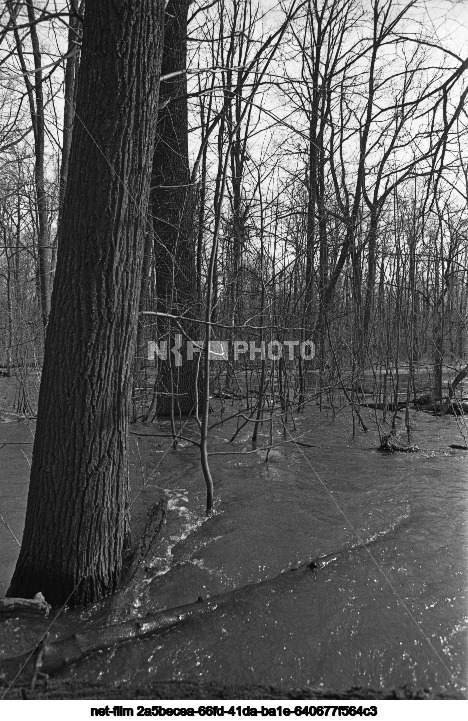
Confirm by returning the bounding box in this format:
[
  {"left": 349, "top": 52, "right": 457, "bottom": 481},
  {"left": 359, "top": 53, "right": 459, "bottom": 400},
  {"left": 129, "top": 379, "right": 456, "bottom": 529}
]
[
  {"left": 212, "top": 390, "right": 242, "bottom": 400},
  {"left": 2, "top": 528, "right": 401, "bottom": 688},
  {"left": 361, "top": 402, "right": 405, "bottom": 412},
  {"left": 0, "top": 593, "right": 51, "bottom": 619},
  {"left": 0, "top": 551, "right": 343, "bottom": 685},
  {"left": 0, "top": 596, "right": 215, "bottom": 685},
  {"left": 444, "top": 401, "right": 468, "bottom": 415},
  {"left": 418, "top": 401, "right": 468, "bottom": 415}
]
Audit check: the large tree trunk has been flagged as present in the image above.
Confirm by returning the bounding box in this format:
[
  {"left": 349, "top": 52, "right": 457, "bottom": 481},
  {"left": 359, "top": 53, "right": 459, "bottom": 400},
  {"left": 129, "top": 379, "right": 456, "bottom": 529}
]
[
  {"left": 150, "top": 0, "right": 199, "bottom": 417},
  {"left": 7, "top": 0, "right": 164, "bottom": 608}
]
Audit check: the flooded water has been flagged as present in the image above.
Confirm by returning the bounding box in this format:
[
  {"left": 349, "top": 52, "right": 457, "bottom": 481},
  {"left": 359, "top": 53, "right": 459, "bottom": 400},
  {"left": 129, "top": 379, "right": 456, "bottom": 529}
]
[
  {"left": 0, "top": 401, "right": 467, "bottom": 696},
  {"left": 0, "top": 411, "right": 33, "bottom": 594}
]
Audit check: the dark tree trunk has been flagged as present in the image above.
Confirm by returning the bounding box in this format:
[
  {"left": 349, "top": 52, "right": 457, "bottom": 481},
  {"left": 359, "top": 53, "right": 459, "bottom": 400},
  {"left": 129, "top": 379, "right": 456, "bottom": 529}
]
[
  {"left": 7, "top": 0, "right": 164, "bottom": 608},
  {"left": 151, "top": 0, "right": 199, "bottom": 417}
]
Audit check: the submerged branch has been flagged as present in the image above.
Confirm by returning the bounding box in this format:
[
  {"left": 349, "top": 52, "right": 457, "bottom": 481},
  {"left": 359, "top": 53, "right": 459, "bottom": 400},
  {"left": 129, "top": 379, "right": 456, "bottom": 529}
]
[{"left": 0, "top": 550, "right": 344, "bottom": 685}]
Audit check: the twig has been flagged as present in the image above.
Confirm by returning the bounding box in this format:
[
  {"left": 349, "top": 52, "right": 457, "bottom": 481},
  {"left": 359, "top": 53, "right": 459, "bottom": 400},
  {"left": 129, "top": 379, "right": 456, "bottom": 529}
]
[{"left": 29, "top": 633, "right": 50, "bottom": 691}]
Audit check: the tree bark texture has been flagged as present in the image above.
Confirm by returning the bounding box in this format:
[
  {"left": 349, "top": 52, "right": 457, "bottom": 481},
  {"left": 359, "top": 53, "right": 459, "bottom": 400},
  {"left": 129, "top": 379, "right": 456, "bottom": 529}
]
[{"left": 7, "top": 0, "right": 165, "bottom": 607}]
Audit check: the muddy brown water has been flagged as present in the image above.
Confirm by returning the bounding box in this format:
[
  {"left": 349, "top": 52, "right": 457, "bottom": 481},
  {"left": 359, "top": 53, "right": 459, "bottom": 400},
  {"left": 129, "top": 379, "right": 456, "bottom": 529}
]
[{"left": 0, "top": 401, "right": 467, "bottom": 696}]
